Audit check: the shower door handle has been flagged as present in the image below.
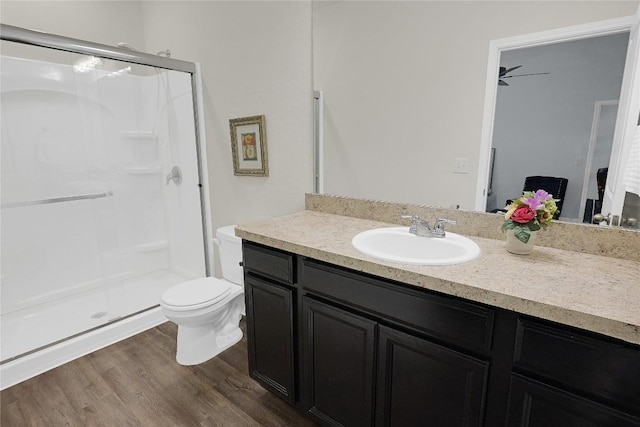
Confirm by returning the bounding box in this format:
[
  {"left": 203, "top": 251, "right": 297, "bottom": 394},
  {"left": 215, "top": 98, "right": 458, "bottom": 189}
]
[{"left": 166, "top": 166, "right": 182, "bottom": 185}]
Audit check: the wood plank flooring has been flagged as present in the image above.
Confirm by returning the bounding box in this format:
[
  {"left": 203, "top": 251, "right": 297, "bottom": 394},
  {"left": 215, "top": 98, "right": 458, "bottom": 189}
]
[{"left": 1, "top": 319, "right": 318, "bottom": 426}]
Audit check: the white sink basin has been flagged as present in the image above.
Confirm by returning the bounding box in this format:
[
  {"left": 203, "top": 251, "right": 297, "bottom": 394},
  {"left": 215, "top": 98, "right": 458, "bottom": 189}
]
[{"left": 351, "top": 227, "right": 481, "bottom": 265}]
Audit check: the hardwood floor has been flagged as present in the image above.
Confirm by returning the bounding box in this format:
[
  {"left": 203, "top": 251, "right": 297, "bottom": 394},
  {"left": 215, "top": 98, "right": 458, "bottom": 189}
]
[{"left": 1, "top": 319, "right": 317, "bottom": 426}]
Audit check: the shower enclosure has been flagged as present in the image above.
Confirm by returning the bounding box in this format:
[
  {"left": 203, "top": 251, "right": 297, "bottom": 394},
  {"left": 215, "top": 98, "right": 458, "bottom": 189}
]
[{"left": 0, "top": 25, "right": 211, "bottom": 388}]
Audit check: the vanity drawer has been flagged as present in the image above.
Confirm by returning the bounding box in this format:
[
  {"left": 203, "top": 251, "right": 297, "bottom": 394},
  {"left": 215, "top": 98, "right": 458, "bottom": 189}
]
[
  {"left": 513, "top": 317, "right": 640, "bottom": 413},
  {"left": 242, "top": 242, "right": 294, "bottom": 285},
  {"left": 300, "top": 258, "right": 494, "bottom": 354}
]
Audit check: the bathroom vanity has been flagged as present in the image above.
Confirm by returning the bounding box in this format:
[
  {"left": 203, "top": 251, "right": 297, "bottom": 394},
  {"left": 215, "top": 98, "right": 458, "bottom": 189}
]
[{"left": 237, "top": 200, "right": 640, "bottom": 427}]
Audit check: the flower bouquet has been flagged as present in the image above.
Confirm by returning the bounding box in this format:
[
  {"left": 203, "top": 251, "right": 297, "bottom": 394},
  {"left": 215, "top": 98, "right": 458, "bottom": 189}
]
[{"left": 501, "top": 190, "right": 559, "bottom": 244}]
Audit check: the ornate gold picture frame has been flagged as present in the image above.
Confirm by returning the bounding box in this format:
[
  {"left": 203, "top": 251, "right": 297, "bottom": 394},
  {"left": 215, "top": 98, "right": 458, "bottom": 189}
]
[{"left": 229, "top": 115, "right": 268, "bottom": 177}]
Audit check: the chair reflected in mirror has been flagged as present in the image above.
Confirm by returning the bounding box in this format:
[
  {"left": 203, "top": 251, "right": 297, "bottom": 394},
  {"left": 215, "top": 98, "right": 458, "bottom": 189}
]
[
  {"left": 583, "top": 167, "right": 608, "bottom": 223},
  {"left": 492, "top": 175, "right": 568, "bottom": 220}
]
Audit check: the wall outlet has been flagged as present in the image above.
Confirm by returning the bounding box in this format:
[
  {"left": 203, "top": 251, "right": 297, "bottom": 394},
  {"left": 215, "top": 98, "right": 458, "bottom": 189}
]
[{"left": 454, "top": 157, "right": 470, "bottom": 174}]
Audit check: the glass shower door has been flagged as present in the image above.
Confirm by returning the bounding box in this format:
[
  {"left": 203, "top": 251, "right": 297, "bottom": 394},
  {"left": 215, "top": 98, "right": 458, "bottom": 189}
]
[
  {"left": 0, "top": 41, "right": 207, "bottom": 362},
  {"left": 99, "top": 59, "right": 207, "bottom": 318}
]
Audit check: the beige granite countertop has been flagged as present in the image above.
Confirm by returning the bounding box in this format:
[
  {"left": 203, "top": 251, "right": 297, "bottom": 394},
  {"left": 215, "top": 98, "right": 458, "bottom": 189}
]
[{"left": 236, "top": 210, "right": 640, "bottom": 346}]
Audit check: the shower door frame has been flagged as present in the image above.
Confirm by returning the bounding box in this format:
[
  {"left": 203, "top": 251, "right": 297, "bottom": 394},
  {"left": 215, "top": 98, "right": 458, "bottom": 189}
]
[
  {"left": 0, "top": 23, "right": 213, "bottom": 276},
  {"left": 0, "top": 24, "right": 214, "bottom": 389}
]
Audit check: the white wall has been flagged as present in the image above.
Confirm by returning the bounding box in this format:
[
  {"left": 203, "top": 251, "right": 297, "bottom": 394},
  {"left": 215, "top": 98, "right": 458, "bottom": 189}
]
[
  {"left": 1, "top": 0, "right": 314, "bottom": 233},
  {"left": 0, "top": 1, "right": 147, "bottom": 50},
  {"left": 314, "top": 1, "right": 639, "bottom": 210},
  {"left": 139, "top": 1, "right": 313, "bottom": 230}
]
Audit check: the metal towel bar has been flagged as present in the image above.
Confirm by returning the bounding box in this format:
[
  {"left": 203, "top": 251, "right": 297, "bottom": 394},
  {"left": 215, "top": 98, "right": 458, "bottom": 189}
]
[{"left": 1, "top": 191, "right": 113, "bottom": 209}]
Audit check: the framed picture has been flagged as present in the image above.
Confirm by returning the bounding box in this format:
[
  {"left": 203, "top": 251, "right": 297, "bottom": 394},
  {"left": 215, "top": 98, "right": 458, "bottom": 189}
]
[{"left": 229, "top": 115, "right": 268, "bottom": 176}]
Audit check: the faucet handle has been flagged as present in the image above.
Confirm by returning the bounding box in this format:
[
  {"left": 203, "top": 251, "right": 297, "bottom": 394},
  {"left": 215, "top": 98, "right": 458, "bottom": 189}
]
[
  {"left": 435, "top": 218, "right": 456, "bottom": 226},
  {"left": 433, "top": 218, "right": 456, "bottom": 236},
  {"left": 401, "top": 214, "right": 423, "bottom": 226},
  {"left": 402, "top": 214, "right": 427, "bottom": 234},
  {"left": 402, "top": 214, "right": 418, "bottom": 233}
]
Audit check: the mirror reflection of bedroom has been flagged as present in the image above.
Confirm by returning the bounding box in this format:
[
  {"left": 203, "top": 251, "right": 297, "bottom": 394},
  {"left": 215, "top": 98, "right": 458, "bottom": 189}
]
[{"left": 486, "top": 32, "right": 629, "bottom": 224}]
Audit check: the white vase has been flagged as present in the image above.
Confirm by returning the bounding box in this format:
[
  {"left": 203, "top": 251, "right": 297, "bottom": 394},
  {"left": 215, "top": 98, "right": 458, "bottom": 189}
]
[{"left": 505, "top": 229, "right": 538, "bottom": 255}]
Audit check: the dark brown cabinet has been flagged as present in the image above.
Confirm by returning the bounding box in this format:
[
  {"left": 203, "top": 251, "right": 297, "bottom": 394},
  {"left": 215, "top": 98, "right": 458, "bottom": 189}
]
[
  {"left": 299, "top": 259, "right": 493, "bottom": 427},
  {"left": 376, "top": 325, "right": 488, "bottom": 426},
  {"left": 301, "top": 297, "right": 489, "bottom": 427},
  {"left": 242, "top": 241, "right": 640, "bottom": 427},
  {"left": 507, "top": 318, "right": 640, "bottom": 426},
  {"left": 506, "top": 374, "right": 640, "bottom": 427},
  {"left": 243, "top": 243, "right": 296, "bottom": 404},
  {"left": 302, "top": 297, "right": 376, "bottom": 427},
  {"left": 512, "top": 318, "right": 640, "bottom": 413}
]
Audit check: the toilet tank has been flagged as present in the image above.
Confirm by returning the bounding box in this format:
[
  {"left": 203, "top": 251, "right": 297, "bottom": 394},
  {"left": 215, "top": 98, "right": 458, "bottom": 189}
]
[{"left": 216, "top": 225, "right": 244, "bottom": 285}]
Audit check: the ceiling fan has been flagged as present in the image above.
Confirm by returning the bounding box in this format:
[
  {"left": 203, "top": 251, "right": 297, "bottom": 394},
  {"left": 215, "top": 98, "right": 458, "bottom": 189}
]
[{"left": 499, "top": 65, "right": 550, "bottom": 86}]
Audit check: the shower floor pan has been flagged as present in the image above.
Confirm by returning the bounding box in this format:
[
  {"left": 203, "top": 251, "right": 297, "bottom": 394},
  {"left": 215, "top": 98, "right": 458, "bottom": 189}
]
[{"left": 0, "top": 270, "right": 191, "bottom": 389}]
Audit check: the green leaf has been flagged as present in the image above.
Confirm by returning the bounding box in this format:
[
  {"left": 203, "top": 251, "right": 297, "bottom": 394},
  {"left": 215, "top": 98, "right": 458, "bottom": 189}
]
[
  {"left": 501, "top": 220, "right": 516, "bottom": 232},
  {"left": 528, "top": 223, "right": 541, "bottom": 232},
  {"left": 514, "top": 226, "right": 531, "bottom": 243}
]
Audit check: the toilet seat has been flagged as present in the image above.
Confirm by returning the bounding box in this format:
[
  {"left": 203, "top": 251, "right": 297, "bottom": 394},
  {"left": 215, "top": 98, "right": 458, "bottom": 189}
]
[{"left": 161, "top": 277, "right": 233, "bottom": 312}]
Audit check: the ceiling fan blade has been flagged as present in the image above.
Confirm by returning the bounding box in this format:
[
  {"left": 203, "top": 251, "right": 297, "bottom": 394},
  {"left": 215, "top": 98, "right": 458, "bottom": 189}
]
[
  {"left": 498, "top": 79, "right": 509, "bottom": 86},
  {"left": 505, "top": 72, "right": 551, "bottom": 78},
  {"left": 504, "top": 65, "right": 523, "bottom": 75}
]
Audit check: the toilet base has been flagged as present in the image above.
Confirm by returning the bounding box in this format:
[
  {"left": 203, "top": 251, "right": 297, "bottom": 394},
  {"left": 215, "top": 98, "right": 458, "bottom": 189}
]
[{"left": 175, "top": 323, "right": 243, "bottom": 366}]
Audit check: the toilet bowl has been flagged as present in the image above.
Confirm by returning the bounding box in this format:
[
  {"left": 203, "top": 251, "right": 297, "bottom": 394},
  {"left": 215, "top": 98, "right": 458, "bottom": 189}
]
[{"left": 161, "top": 225, "right": 245, "bottom": 365}]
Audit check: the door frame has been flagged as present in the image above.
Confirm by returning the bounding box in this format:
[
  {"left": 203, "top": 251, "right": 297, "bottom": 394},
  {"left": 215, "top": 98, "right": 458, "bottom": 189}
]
[
  {"left": 604, "top": 8, "right": 640, "bottom": 218},
  {"left": 579, "top": 100, "right": 619, "bottom": 222}
]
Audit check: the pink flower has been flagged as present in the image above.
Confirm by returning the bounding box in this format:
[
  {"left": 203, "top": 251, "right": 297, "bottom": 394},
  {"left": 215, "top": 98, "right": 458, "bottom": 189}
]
[
  {"left": 524, "top": 197, "right": 543, "bottom": 210},
  {"left": 534, "top": 189, "right": 553, "bottom": 202},
  {"left": 510, "top": 206, "right": 536, "bottom": 223}
]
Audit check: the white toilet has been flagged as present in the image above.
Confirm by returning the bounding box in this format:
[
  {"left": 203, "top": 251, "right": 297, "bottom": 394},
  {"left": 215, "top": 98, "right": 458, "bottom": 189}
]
[{"left": 161, "top": 225, "right": 245, "bottom": 365}]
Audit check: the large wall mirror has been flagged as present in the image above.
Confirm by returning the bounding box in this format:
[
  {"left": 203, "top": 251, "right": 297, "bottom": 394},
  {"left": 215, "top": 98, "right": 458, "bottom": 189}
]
[
  {"left": 313, "top": 1, "right": 639, "bottom": 228},
  {"left": 485, "top": 33, "right": 628, "bottom": 222}
]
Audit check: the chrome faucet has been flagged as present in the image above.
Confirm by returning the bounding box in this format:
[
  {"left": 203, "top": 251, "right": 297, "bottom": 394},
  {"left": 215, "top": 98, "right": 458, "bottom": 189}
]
[
  {"left": 402, "top": 215, "right": 456, "bottom": 238},
  {"left": 402, "top": 215, "right": 431, "bottom": 237}
]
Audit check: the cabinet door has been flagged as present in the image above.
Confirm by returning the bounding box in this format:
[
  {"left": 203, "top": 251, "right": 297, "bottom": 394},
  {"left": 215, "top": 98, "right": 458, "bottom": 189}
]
[
  {"left": 302, "top": 297, "right": 376, "bottom": 427},
  {"left": 513, "top": 318, "right": 640, "bottom": 413},
  {"left": 245, "top": 275, "right": 295, "bottom": 404},
  {"left": 506, "top": 374, "right": 640, "bottom": 427},
  {"left": 376, "top": 325, "right": 489, "bottom": 427}
]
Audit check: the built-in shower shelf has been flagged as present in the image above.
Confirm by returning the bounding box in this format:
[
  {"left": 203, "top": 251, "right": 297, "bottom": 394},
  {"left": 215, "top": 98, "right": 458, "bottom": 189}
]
[
  {"left": 134, "top": 240, "right": 169, "bottom": 252},
  {"left": 120, "top": 131, "right": 159, "bottom": 141},
  {"left": 121, "top": 132, "right": 160, "bottom": 170},
  {"left": 123, "top": 167, "right": 163, "bottom": 175}
]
